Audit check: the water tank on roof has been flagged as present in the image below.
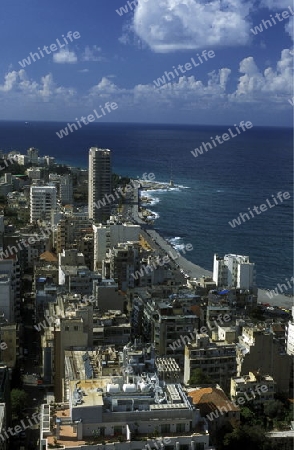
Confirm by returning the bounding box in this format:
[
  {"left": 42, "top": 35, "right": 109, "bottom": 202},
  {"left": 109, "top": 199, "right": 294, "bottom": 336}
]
[
  {"left": 138, "top": 381, "right": 150, "bottom": 392},
  {"left": 123, "top": 383, "right": 137, "bottom": 393},
  {"left": 106, "top": 384, "right": 120, "bottom": 393}
]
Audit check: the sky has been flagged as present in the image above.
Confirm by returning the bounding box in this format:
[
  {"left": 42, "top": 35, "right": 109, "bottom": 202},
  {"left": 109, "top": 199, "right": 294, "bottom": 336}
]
[{"left": 0, "top": 0, "right": 293, "bottom": 126}]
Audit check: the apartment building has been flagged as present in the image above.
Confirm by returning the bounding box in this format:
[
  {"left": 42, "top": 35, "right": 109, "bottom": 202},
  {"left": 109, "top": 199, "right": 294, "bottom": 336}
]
[
  {"left": 213, "top": 253, "right": 256, "bottom": 290},
  {"left": 93, "top": 222, "right": 140, "bottom": 270},
  {"left": 30, "top": 185, "right": 57, "bottom": 224},
  {"left": 143, "top": 299, "right": 199, "bottom": 365},
  {"left": 184, "top": 334, "right": 237, "bottom": 392},
  {"left": 236, "top": 325, "right": 292, "bottom": 395},
  {"left": 88, "top": 147, "right": 112, "bottom": 223},
  {"left": 230, "top": 372, "right": 275, "bottom": 405}
]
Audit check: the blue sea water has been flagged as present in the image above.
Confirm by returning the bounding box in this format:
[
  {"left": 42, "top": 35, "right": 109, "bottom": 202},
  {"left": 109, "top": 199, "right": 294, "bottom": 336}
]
[{"left": 0, "top": 121, "right": 292, "bottom": 289}]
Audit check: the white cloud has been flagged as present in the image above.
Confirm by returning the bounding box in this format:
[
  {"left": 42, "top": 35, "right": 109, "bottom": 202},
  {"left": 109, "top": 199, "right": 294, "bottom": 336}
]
[
  {"left": 82, "top": 45, "right": 105, "bottom": 62},
  {"left": 0, "top": 69, "right": 76, "bottom": 102},
  {"left": 259, "top": 0, "right": 292, "bottom": 9},
  {"left": 0, "top": 50, "right": 292, "bottom": 120},
  {"left": 132, "top": 0, "right": 254, "bottom": 52},
  {"left": 229, "top": 49, "right": 293, "bottom": 102},
  {"left": 53, "top": 48, "right": 78, "bottom": 64},
  {"left": 0, "top": 71, "right": 18, "bottom": 91},
  {"left": 285, "top": 16, "right": 294, "bottom": 41}
]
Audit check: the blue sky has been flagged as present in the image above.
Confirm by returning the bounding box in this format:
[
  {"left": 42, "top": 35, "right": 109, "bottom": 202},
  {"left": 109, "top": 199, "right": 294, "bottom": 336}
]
[{"left": 0, "top": 0, "right": 293, "bottom": 125}]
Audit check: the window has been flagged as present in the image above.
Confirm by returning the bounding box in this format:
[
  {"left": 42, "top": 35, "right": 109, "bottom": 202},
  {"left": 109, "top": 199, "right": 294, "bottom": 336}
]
[
  {"left": 65, "top": 326, "right": 69, "bottom": 331},
  {"left": 176, "top": 423, "right": 185, "bottom": 433},
  {"left": 195, "top": 444, "right": 204, "bottom": 450},
  {"left": 114, "top": 426, "right": 122, "bottom": 435},
  {"left": 74, "top": 326, "right": 79, "bottom": 331},
  {"left": 161, "top": 424, "right": 170, "bottom": 433}
]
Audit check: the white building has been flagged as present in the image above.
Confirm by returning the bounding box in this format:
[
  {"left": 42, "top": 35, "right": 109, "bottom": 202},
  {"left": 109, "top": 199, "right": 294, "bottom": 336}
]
[
  {"left": 213, "top": 253, "right": 255, "bottom": 289},
  {"left": 93, "top": 222, "right": 140, "bottom": 270},
  {"left": 30, "top": 185, "right": 57, "bottom": 223},
  {"left": 27, "top": 168, "right": 42, "bottom": 180},
  {"left": 40, "top": 373, "right": 213, "bottom": 450},
  {"left": 286, "top": 307, "right": 294, "bottom": 355},
  {"left": 27, "top": 147, "right": 39, "bottom": 164}
]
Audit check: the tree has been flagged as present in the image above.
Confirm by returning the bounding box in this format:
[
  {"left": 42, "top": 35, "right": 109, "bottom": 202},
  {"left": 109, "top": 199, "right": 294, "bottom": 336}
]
[
  {"left": 264, "top": 400, "right": 285, "bottom": 420},
  {"left": 223, "top": 424, "right": 269, "bottom": 450},
  {"left": 11, "top": 389, "right": 29, "bottom": 419},
  {"left": 188, "top": 368, "right": 212, "bottom": 385}
]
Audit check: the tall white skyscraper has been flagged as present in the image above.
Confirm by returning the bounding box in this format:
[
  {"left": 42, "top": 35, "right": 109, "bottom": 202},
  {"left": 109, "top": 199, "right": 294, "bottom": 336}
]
[{"left": 88, "top": 147, "right": 112, "bottom": 223}]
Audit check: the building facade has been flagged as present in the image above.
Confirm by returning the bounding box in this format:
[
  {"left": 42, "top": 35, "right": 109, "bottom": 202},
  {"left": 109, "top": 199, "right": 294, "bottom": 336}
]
[{"left": 88, "top": 147, "right": 112, "bottom": 224}]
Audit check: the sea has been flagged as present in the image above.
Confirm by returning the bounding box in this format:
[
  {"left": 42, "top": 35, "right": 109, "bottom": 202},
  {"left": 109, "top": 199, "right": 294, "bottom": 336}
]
[{"left": 0, "top": 121, "right": 292, "bottom": 290}]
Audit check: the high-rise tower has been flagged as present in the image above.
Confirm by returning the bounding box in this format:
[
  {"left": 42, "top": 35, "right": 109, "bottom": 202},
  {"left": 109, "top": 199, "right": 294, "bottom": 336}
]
[{"left": 88, "top": 147, "right": 112, "bottom": 223}]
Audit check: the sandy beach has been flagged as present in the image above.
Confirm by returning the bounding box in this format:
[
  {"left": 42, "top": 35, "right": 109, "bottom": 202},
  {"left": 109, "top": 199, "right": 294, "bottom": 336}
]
[{"left": 132, "top": 183, "right": 293, "bottom": 311}]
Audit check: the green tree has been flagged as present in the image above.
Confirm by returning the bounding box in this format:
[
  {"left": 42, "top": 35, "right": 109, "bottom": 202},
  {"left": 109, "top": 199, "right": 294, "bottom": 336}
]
[
  {"left": 223, "top": 424, "right": 269, "bottom": 450},
  {"left": 264, "top": 400, "right": 285, "bottom": 420},
  {"left": 188, "top": 368, "right": 212, "bottom": 385},
  {"left": 11, "top": 389, "right": 29, "bottom": 420}
]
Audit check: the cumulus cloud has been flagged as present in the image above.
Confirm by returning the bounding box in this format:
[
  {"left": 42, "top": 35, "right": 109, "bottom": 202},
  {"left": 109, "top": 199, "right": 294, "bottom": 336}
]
[
  {"left": 0, "top": 50, "right": 292, "bottom": 119},
  {"left": 0, "top": 69, "right": 76, "bottom": 102},
  {"left": 82, "top": 45, "right": 106, "bottom": 62},
  {"left": 285, "top": 16, "right": 294, "bottom": 41},
  {"left": 131, "top": 0, "right": 254, "bottom": 52},
  {"left": 53, "top": 48, "right": 78, "bottom": 64},
  {"left": 230, "top": 49, "right": 293, "bottom": 102}
]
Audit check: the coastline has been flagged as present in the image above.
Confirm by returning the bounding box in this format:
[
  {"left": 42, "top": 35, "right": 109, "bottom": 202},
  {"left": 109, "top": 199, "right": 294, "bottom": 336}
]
[{"left": 134, "top": 180, "right": 294, "bottom": 310}]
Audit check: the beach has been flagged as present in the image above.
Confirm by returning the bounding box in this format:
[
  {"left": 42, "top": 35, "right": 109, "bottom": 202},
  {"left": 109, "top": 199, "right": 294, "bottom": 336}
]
[{"left": 132, "top": 182, "right": 293, "bottom": 311}]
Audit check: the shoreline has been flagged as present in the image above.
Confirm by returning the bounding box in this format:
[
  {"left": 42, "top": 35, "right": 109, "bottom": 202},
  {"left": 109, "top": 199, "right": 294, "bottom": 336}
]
[{"left": 134, "top": 181, "right": 293, "bottom": 310}]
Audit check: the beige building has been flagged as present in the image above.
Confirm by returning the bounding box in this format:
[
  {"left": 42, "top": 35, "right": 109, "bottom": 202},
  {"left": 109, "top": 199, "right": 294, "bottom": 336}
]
[
  {"left": 236, "top": 326, "right": 292, "bottom": 395},
  {"left": 40, "top": 294, "right": 94, "bottom": 401},
  {"left": 0, "top": 324, "right": 19, "bottom": 368},
  {"left": 93, "top": 222, "right": 140, "bottom": 270},
  {"left": 184, "top": 334, "right": 236, "bottom": 392},
  {"left": 230, "top": 372, "right": 275, "bottom": 405}
]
